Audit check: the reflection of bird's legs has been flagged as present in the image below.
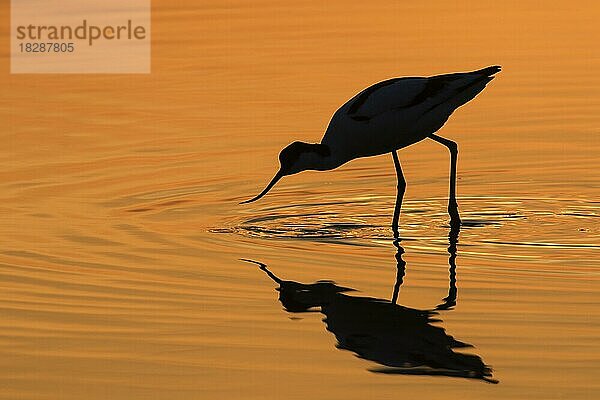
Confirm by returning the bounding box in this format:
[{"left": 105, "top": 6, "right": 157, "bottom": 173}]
[
  {"left": 428, "top": 134, "right": 461, "bottom": 227},
  {"left": 390, "top": 238, "right": 407, "bottom": 305},
  {"left": 436, "top": 224, "right": 460, "bottom": 310},
  {"left": 391, "top": 151, "right": 406, "bottom": 238}
]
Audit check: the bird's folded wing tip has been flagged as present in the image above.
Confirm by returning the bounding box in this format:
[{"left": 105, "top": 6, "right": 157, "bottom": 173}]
[{"left": 479, "top": 65, "right": 501, "bottom": 75}]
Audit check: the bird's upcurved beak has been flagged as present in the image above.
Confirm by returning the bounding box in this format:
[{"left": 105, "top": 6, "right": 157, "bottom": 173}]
[{"left": 240, "top": 170, "right": 284, "bottom": 204}]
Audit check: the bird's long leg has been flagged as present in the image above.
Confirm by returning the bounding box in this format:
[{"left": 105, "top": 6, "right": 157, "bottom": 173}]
[
  {"left": 428, "top": 134, "right": 461, "bottom": 227},
  {"left": 391, "top": 151, "right": 406, "bottom": 238}
]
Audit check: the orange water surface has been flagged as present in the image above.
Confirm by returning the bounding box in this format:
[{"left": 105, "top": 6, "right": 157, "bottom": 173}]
[{"left": 1, "top": 1, "right": 599, "bottom": 399}]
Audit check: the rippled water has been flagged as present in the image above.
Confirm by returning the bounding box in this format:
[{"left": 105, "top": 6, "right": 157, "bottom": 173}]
[{"left": 2, "top": 1, "right": 600, "bottom": 399}]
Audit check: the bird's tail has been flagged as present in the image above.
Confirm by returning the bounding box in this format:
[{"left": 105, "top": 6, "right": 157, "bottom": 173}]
[
  {"left": 473, "top": 65, "right": 501, "bottom": 77},
  {"left": 424, "top": 66, "right": 500, "bottom": 117}
]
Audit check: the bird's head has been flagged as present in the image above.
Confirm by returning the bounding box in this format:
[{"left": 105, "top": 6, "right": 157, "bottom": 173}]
[{"left": 240, "top": 141, "right": 331, "bottom": 204}]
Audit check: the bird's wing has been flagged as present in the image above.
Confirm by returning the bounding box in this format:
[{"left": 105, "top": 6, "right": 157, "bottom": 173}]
[
  {"left": 345, "top": 67, "right": 500, "bottom": 121},
  {"left": 345, "top": 77, "right": 428, "bottom": 121}
]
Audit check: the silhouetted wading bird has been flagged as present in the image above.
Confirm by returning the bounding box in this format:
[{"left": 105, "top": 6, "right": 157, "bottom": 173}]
[{"left": 241, "top": 66, "right": 501, "bottom": 234}]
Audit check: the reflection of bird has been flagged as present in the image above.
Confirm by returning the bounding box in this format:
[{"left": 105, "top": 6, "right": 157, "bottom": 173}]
[
  {"left": 243, "top": 258, "right": 497, "bottom": 383},
  {"left": 242, "top": 226, "right": 498, "bottom": 383},
  {"left": 241, "top": 66, "right": 501, "bottom": 233}
]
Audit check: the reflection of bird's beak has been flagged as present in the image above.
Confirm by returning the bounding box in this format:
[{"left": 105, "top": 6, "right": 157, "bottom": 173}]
[{"left": 240, "top": 170, "right": 284, "bottom": 204}]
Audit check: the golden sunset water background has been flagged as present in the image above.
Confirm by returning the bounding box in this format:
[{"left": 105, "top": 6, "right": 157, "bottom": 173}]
[{"left": 1, "top": 1, "right": 599, "bottom": 398}]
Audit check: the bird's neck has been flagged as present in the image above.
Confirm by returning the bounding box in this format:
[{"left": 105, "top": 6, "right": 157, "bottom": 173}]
[
  {"left": 306, "top": 147, "right": 347, "bottom": 171},
  {"left": 313, "top": 154, "right": 345, "bottom": 171},
  {"left": 294, "top": 143, "right": 346, "bottom": 172}
]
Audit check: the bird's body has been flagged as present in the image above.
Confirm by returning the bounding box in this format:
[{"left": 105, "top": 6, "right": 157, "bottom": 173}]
[
  {"left": 242, "top": 66, "right": 501, "bottom": 233},
  {"left": 321, "top": 66, "right": 499, "bottom": 168}
]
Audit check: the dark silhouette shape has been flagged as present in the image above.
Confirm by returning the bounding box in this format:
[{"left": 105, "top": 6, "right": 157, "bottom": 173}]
[
  {"left": 241, "top": 66, "right": 502, "bottom": 232},
  {"left": 242, "top": 225, "right": 497, "bottom": 383}
]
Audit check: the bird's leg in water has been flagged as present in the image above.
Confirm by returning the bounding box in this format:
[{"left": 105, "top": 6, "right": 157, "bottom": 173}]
[
  {"left": 391, "top": 151, "right": 406, "bottom": 238},
  {"left": 429, "top": 134, "right": 461, "bottom": 227}
]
